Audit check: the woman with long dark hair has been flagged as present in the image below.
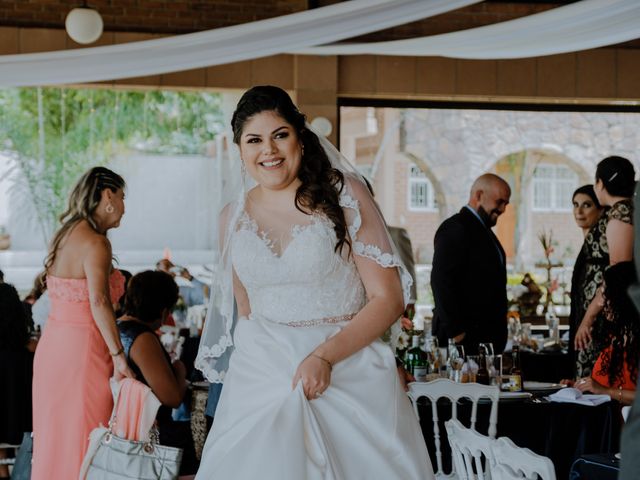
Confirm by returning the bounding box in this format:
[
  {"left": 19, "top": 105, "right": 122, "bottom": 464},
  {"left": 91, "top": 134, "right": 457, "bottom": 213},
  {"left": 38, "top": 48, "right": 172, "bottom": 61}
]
[
  {"left": 575, "top": 157, "right": 635, "bottom": 364},
  {"left": 195, "top": 86, "right": 433, "bottom": 479},
  {"left": 32, "top": 166, "right": 134, "bottom": 480},
  {"left": 568, "top": 184, "right": 606, "bottom": 377}
]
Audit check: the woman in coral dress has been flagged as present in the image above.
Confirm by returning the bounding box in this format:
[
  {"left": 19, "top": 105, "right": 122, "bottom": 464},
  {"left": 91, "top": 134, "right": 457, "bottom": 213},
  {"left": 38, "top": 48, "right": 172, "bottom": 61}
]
[{"left": 32, "top": 167, "right": 134, "bottom": 480}]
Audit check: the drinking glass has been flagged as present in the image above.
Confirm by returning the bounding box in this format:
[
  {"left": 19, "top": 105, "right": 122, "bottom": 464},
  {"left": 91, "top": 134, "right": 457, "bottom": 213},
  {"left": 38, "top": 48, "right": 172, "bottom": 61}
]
[
  {"left": 465, "top": 355, "right": 479, "bottom": 383},
  {"left": 424, "top": 337, "right": 440, "bottom": 375},
  {"left": 508, "top": 317, "right": 522, "bottom": 342},
  {"left": 478, "top": 342, "right": 494, "bottom": 374},
  {"left": 546, "top": 315, "right": 560, "bottom": 344},
  {"left": 490, "top": 354, "right": 503, "bottom": 386},
  {"left": 448, "top": 345, "right": 465, "bottom": 382}
]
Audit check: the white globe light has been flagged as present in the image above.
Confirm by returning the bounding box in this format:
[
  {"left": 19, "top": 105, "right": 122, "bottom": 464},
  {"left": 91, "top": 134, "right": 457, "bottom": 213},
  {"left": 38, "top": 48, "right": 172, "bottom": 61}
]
[
  {"left": 65, "top": 7, "right": 103, "bottom": 44},
  {"left": 310, "top": 116, "right": 333, "bottom": 137}
]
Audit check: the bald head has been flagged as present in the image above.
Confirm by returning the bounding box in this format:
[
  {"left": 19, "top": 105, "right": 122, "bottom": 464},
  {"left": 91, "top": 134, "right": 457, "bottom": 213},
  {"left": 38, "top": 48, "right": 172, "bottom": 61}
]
[{"left": 468, "top": 173, "right": 511, "bottom": 227}]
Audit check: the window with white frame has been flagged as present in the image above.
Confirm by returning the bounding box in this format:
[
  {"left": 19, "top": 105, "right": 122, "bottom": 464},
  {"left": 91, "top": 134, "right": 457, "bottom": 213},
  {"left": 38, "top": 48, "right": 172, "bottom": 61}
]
[
  {"left": 408, "top": 164, "right": 437, "bottom": 211},
  {"left": 532, "top": 164, "right": 578, "bottom": 211}
]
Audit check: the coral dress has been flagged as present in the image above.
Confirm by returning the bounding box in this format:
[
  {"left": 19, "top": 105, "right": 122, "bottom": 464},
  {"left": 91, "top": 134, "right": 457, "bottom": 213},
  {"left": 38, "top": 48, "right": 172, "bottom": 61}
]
[{"left": 32, "top": 270, "right": 125, "bottom": 480}]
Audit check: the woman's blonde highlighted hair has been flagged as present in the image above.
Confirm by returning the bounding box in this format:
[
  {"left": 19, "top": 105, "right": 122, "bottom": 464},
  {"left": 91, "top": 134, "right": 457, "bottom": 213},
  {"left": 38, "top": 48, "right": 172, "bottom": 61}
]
[{"left": 44, "top": 166, "right": 125, "bottom": 273}]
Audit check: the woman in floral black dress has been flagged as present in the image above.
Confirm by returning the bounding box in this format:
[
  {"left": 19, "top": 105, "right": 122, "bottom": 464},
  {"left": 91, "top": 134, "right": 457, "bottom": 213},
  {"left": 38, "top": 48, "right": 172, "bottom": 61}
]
[
  {"left": 569, "top": 185, "right": 606, "bottom": 377},
  {"left": 575, "top": 156, "right": 635, "bottom": 376}
]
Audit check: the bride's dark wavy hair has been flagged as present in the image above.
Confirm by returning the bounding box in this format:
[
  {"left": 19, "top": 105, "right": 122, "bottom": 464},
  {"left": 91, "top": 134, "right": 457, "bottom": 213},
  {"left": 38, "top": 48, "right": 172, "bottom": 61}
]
[
  {"left": 231, "top": 85, "right": 349, "bottom": 254},
  {"left": 597, "top": 261, "right": 640, "bottom": 387}
]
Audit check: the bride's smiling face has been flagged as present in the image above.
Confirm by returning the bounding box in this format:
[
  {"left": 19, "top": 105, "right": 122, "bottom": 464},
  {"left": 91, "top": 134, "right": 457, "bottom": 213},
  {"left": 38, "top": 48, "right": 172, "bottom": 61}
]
[{"left": 239, "top": 110, "right": 303, "bottom": 192}]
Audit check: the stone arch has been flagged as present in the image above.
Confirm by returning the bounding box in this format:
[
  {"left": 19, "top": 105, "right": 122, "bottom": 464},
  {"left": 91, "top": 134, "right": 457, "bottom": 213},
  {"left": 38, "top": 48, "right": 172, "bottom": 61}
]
[
  {"left": 402, "top": 151, "right": 447, "bottom": 221},
  {"left": 492, "top": 148, "right": 590, "bottom": 269}
]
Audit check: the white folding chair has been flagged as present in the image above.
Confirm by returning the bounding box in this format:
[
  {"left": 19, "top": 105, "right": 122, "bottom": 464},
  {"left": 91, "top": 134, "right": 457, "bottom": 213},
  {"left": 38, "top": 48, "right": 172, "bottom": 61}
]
[
  {"left": 489, "top": 437, "right": 555, "bottom": 480},
  {"left": 445, "top": 419, "right": 494, "bottom": 480},
  {"left": 408, "top": 379, "right": 499, "bottom": 479}
]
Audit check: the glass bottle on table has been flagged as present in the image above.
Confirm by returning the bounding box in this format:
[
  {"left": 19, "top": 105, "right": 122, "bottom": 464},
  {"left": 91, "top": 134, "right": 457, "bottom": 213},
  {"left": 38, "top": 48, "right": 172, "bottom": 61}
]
[
  {"left": 476, "top": 344, "right": 490, "bottom": 385},
  {"left": 508, "top": 345, "right": 523, "bottom": 392},
  {"left": 404, "top": 334, "right": 429, "bottom": 382}
]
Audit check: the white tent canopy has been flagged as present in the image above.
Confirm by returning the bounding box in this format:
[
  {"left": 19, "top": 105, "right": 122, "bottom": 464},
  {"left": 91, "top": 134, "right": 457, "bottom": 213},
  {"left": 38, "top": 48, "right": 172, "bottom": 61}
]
[
  {"left": 0, "top": 0, "right": 479, "bottom": 87},
  {"left": 297, "top": 0, "right": 640, "bottom": 59},
  {"left": 0, "top": 0, "right": 638, "bottom": 87}
]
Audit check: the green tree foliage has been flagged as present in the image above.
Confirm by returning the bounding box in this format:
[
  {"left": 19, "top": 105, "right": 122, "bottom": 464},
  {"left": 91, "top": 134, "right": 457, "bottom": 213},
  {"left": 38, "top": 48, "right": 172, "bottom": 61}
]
[{"left": 0, "top": 87, "right": 223, "bottom": 240}]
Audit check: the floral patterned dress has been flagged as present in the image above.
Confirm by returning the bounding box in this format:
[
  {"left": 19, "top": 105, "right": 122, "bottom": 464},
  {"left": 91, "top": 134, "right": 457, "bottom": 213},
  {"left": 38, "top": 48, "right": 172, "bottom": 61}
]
[{"left": 574, "top": 200, "right": 633, "bottom": 377}]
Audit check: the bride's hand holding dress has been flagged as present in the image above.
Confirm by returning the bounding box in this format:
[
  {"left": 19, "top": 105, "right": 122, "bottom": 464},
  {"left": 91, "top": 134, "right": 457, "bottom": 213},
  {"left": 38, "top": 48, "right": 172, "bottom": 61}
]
[{"left": 292, "top": 354, "right": 332, "bottom": 400}]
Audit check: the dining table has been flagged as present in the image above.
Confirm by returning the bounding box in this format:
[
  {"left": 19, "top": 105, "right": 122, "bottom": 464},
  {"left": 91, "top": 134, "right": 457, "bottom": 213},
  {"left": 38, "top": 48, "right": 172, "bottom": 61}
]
[
  {"left": 520, "top": 348, "right": 573, "bottom": 383},
  {"left": 569, "top": 453, "right": 620, "bottom": 480},
  {"left": 417, "top": 393, "right": 622, "bottom": 479}
]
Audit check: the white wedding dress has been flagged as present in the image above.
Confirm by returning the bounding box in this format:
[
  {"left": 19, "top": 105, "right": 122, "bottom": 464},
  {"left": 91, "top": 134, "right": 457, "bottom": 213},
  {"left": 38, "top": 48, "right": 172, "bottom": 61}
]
[{"left": 196, "top": 190, "right": 434, "bottom": 479}]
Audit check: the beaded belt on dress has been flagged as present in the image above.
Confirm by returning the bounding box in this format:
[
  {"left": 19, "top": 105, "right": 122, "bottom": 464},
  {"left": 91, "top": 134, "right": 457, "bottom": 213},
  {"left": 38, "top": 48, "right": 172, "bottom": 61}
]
[{"left": 285, "top": 313, "right": 356, "bottom": 327}]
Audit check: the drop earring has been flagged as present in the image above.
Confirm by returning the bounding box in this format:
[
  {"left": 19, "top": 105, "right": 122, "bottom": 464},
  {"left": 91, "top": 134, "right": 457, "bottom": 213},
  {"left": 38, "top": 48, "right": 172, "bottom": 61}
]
[{"left": 106, "top": 203, "right": 115, "bottom": 214}]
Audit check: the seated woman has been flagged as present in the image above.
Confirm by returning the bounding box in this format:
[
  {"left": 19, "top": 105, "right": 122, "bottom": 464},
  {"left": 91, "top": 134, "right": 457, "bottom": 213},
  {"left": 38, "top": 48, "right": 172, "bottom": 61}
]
[
  {"left": 0, "top": 282, "right": 35, "bottom": 479},
  {"left": 574, "top": 262, "right": 639, "bottom": 406},
  {"left": 117, "top": 270, "right": 198, "bottom": 474}
]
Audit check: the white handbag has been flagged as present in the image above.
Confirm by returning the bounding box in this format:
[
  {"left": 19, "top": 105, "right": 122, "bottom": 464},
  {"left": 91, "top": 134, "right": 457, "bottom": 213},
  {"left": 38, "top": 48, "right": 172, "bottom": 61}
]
[{"left": 78, "top": 378, "right": 183, "bottom": 480}]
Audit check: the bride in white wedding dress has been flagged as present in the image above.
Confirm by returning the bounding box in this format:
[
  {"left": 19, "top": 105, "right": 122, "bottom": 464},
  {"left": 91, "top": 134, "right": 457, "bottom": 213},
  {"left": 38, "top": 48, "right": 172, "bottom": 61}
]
[{"left": 195, "top": 86, "right": 434, "bottom": 480}]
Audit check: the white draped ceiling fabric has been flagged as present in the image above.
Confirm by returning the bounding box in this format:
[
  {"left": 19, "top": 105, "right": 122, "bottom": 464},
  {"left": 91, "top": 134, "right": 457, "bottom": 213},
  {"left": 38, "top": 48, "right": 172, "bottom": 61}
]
[
  {"left": 0, "top": 0, "right": 479, "bottom": 87},
  {"left": 297, "top": 0, "right": 640, "bottom": 59},
  {"left": 0, "top": 0, "right": 638, "bottom": 87}
]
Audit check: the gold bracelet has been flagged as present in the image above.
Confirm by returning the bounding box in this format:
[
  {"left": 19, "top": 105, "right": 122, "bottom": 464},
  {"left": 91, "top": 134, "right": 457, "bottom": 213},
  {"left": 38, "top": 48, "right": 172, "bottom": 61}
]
[
  {"left": 110, "top": 347, "right": 124, "bottom": 357},
  {"left": 311, "top": 353, "right": 332, "bottom": 371}
]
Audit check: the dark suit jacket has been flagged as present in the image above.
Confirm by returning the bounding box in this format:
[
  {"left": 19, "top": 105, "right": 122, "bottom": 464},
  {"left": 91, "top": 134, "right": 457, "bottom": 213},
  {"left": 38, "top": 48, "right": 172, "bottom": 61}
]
[{"left": 431, "top": 206, "right": 508, "bottom": 355}]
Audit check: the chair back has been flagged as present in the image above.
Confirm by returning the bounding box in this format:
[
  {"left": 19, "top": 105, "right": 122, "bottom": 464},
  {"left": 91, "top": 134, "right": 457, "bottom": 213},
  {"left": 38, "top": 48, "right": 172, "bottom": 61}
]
[
  {"left": 489, "top": 436, "right": 555, "bottom": 480},
  {"left": 445, "top": 419, "right": 493, "bottom": 480},
  {"left": 408, "top": 379, "right": 499, "bottom": 478}
]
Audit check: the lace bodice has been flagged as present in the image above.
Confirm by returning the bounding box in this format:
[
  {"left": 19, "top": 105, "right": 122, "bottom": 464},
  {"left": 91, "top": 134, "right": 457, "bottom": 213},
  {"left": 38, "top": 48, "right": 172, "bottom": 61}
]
[
  {"left": 196, "top": 174, "right": 412, "bottom": 382},
  {"left": 47, "top": 269, "right": 125, "bottom": 304},
  {"left": 232, "top": 211, "right": 366, "bottom": 324}
]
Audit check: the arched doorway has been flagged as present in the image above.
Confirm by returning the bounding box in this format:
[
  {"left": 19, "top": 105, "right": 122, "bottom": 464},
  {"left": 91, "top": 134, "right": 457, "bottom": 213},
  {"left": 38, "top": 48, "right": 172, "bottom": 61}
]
[{"left": 493, "top": 149, "right": 591, "bottom": 269}]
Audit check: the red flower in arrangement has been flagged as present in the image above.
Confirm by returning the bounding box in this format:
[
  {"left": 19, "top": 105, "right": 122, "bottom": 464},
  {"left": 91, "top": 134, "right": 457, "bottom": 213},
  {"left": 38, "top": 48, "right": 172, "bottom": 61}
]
[
  {"left": 401, "top": 316, "right": 413, "bottom": 331},
  {"left": 538, "top": 229, "right": 555, "bottom": 262},
  {"left": 548, "top": 278, "right": 559, "bottom": 294}
]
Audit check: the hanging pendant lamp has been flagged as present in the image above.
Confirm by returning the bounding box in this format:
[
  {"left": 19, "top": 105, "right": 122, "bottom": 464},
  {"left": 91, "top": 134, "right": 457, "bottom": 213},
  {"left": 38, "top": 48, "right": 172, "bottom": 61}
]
[{"left": 65, "top": 2, "right": 103, "bottom": 44}]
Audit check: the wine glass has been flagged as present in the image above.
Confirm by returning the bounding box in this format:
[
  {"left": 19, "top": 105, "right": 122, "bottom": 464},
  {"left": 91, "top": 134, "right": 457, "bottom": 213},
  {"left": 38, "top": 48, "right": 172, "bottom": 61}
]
[{"left": 479, "top": 342, "right": 494, "bottom": 376}]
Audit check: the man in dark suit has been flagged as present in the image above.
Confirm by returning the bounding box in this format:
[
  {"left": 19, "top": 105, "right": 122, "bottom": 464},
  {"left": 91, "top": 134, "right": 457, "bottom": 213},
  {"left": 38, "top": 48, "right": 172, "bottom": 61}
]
[{"left": 431, "top": 173, "right": 511, "bottom": 355}]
